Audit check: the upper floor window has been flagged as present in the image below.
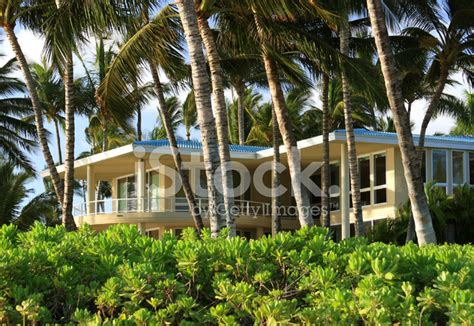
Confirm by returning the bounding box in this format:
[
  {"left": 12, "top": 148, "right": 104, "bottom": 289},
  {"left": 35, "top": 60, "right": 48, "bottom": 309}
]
[
  {"left": 374, "top": 153, "right": 387, "bottom": 204},
  {"left": 432, "top": 150, "right": 447, "bottom": 184},
  {"left": 359, "top": 156, "right": 371, "bottom": 206},
  {"left": 452, "top": 151, "right": 464, "bottom": 185}
]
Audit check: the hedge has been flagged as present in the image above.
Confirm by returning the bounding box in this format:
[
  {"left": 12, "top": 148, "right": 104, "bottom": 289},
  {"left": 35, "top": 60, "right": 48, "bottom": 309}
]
[{"left": 0, "top": 223, "right": 472, "bottom": 324}]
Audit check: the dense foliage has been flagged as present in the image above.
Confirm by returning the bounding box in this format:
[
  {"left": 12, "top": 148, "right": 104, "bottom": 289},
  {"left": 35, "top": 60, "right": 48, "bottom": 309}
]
[
  {"left": 369, "top": 183, "right": 474, "bottom": 245},
  {"left": 0, "top": 224, "right": 472, "bottom": 324}
]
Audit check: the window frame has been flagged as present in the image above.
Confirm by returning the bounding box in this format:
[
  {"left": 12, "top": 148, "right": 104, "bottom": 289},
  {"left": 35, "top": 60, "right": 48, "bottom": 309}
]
[
  {"left": 372, "top": 152, "right": 387, "bottom": 205},
  {"left": 431, "top": 149, "right": 448, "bottom": 190}
]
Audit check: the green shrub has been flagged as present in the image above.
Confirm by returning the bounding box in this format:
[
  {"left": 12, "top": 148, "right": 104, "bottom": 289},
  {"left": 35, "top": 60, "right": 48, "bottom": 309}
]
[{"left": 0, "top": 222, "right": 472, "bottom": 324}]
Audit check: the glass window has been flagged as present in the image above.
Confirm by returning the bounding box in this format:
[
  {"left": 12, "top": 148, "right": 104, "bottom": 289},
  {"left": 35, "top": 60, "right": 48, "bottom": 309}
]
[
  {"left": 374, "top": 154, "right": 386, "bottom": 186},
  {"left": 375, "top": 189, "right": 387, "bottom": 204},
  {"left": 330, "top": 163, "right": 340, "bottom": 187},
  {"left": 452, "top": 151, "right": 464, "bottom": 185},
  {"left": 359, "top": 157, "right": 370, "bottom": 189},
  {"left": 118, "top": 178, "right": 127, "bottom": 211},
  {"left": 470, "top": 153, "right": 474, "bottom": 186},
  {"left": 432, "top": 150, "right": 447, "bottom": 183},
  {"left": 374, "top": 154, "right": 387, "bottom": 204},
  {"left": 329, "top": 163, "right": 340, "bottom": 211}
]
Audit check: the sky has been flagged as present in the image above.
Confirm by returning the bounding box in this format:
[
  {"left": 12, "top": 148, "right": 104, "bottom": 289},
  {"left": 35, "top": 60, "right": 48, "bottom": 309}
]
[{"left": 0, "top": 27, "right": 471, "bottom": 206}]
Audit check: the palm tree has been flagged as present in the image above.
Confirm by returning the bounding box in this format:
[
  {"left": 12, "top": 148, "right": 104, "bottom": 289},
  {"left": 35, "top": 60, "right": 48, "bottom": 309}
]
[
  {"left": 177, "top": 0, "right": 226, "bottom": 235},
  {"left": 1, "top": 0, "right": 65, "bottom": 208},
  {"left": 151, "top": 96, "right": 183, "bottom": 140},
  {"left": 402, "top": 1, "right": 474, "bottom": 150},
  {"left": 0, "top": 163, "right": 60, "bottom": 229},
  {"left": 182, "top": 89, "right": 198, "bottom": 141},
  {"left": 449, "top": 91, "right": 474, "bottom": 136},
  {"left": 30, "top": 60, "right": 65, "bottom": 164},
  {"left": 366, "top": 0, "right": 437, "bottom": 245},
  {"left": 251, "top": 7, "right": 313, "bottom": 228},
  {"left": 195, "top": 2, "right": 236, "bottom": 235},
  {"left": 228, "top": 89, "right": 262, "bottom": 144},
  {"left": 98, "top": 4, "right": 205, "bottom": 233},
  {"left": 0, "top": 53, "right": 37, "bottom": 172}
]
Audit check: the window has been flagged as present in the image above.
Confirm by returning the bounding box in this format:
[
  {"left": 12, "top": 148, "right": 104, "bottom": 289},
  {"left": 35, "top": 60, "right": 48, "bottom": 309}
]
[
  {"left": 432, "top": 150, "right": 447, "bottom": 184},
  {"left": 470, "top": 152, "right": 474, "bottom": 186},
  {"left": 359, "top": 156, "right": 371, "bottom": 206},
  {"left": 147, "top": 171, "right": 160, "bottom": 211},
  {"left": 117, "top": 175, "right": 137, "bottom": 212},
  {"left": 452, "top": 151, "right": 464, "bottom": 185},
  {"left": 374, "top": 154, "right": 387, "bottom": 204}
]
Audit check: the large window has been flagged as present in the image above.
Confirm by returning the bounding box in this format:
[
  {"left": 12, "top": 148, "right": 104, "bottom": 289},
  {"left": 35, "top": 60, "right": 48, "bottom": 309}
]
[
  {"left": 452, "top": 151, "right": 464, "bottom": 185},
  {"left": 432, "top": 150, "right": 447, "bottom": 184},
  {"left": 329, "top": 163, "right": 340, "bottom": 211},
  {"left": 118, "top": 175, "right": 136, "bottom": 212},
  {"left": 374, "top": 154, "right": 387, "bottom": 204},
  {"left": 359, "top": 156, "right": 371, "bottom": 206}
]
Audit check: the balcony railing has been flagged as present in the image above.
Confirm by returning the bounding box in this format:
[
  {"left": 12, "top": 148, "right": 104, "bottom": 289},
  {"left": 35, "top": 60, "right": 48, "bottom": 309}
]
[{"left": 73, "top": 197, "right": 271, "bottom": 218}]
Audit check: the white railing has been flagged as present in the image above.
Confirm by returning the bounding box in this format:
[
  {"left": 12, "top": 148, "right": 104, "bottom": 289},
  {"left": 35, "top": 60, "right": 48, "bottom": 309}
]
[{"left": 73, "top": 197, "right": 271, "bottom": 218}]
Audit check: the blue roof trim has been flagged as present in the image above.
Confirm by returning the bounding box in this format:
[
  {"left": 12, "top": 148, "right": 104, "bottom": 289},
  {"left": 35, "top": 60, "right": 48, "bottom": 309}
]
[
  {"left": 133, "top": 139, "right": 270, "bottom": 153},
  {"left": 334, "top": 129, "right": 474, "bottom": 144}
]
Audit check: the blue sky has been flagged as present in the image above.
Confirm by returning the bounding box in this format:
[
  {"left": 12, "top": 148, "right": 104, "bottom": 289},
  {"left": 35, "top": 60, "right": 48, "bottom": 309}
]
[{"left": 0, "top": 25, "right": 471, "bottom": 206}]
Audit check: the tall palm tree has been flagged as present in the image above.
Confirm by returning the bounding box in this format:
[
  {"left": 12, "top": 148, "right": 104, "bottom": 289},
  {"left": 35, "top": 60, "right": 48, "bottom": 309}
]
[
  {"left": 151, "top": 96, "right": 183, "bottom": 140},
  {"left": 98, "top": 4, "right": 205, "bottom": 233},
  {"left": 402, "top": 0, "right": 474, "bottom": 150},
  {"left": 1, "top": 0, "right": 65, "bottom": 207},
  {"left": 195, "top": 2, "right": 236, "bottom": 235},
  {"left": 177, "top": 0, "right": 226, "bottom": 235},
  {"left": 251, "top": 6, "right": 313, "bottom": 228},
  {"left": 30, "top": 60, "right": 65, "bottom": 164},
  {"left": 450, "top": 91, "right": 474, "bottom": 136},
  {"left": 0, "top": 54, "right": 37, "bottom": 172},
  {"left": 366, "top": 0, "right": 437, "bottom": 245}
]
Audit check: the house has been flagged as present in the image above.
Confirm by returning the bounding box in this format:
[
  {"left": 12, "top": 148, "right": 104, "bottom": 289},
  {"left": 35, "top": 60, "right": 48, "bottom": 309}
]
[{"left": 41, "top": 129, "right": 474, "bottom": 240}]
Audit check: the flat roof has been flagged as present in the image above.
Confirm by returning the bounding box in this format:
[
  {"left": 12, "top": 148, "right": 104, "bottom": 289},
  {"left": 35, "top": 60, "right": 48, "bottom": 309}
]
[{"left": 41, "top": 129, "right": 474, "bottom": 178}]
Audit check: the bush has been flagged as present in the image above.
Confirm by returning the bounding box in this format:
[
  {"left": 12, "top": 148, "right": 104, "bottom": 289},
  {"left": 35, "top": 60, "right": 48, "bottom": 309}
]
[
  {"left": 0, "top": 222, "right": 473, "bottom": 324},
  {"left": 369, "top": 183, "right": 474, "bottom": 245}
]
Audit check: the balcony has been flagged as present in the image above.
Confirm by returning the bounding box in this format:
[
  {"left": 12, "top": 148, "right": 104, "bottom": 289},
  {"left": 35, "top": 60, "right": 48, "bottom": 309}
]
[{"left": 73, "top": 197, "right": 272, "bottom": 219}]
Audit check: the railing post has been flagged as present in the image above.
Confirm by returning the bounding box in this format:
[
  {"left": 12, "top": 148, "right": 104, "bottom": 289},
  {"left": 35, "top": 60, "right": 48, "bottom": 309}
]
[
  {"left": 86, "top": 165, "right": 96, "bottom": 215},
  {"left": 136, "top": 160, "right": 146, "bottom": 212}
]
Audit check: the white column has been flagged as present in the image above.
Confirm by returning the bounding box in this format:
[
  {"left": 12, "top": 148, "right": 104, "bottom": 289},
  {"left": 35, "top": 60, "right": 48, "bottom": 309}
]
[
  {"left": 340, "top": 143, "right": 350, "bottom": 240},
  {"left": 136, "top": 160, "right": 146, "bottom": 212},
  {"left": 86, "top": 165, "right": 96, "bottom": 215},
  {"left": 447, "top": 150, "right": 453, "bottom": 195}
]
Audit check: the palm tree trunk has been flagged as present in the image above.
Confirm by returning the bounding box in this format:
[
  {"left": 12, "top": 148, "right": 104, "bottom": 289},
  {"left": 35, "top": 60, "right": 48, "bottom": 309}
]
[
  {"left": 271, "top": 106, "right": 281, "bottom": 236},
  {"left": 321, "top": 73, "right": 331, "bottom": 228},
  {"left": 177, "top": 0, "right": 226, "bottom": 237},
  {"left": 197, "top": 15, "right": 236, "bottom": 236},
  {"left": 4, "top": 24, "right": 65, "bottom": 205},
  {"left": 236, "top": 82, "right": 246, "bottom": 145},
  {"left": 262, "top": 55, "right": 313, "bottom": 228},
  {"left": 366, "top": 0, "right": 436, "bottom": 245},
  {"left": 418, "top": 68, "right": 449, "bottom": 150},
  {"left": 62, "top": 54, "right": 77, "bottom": 231},
  {"left": 149, "top": 62, "right": 204, "bottom": 233},
  {"left": 340, "top": 21, "right": 364, "bottom": 237},
  {"left": 54, "top": 119, "right": 63, "bottom": 164},
  {"left": 252, "top": 10, "right": 313, "bottom": 228},
  {"left": 137, "top": 107, "right": 142, "bottom": 141}
]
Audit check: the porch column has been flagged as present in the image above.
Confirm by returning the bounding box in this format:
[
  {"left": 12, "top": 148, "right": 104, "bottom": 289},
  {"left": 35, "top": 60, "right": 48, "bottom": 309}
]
[
  {"left": 340, "top": 143, "right": 350, "bottom": 240},
  {"left": 136, "top": 160, "right": 146, "bottom": 212},
  {"left": 86, "top": 165, "right": 96, "bottom": 215},
  {"left": 137, "top": 222, "right": 146, "bottom": 235}
]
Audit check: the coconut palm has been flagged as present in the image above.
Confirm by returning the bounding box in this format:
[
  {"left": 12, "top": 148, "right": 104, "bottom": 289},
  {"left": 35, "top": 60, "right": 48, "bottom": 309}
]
[
  {"left": 228, "top": 89, "right": 262, "bottom": 144},
  {"left": 98, "top": 4, "right": 205, "bottom": 233},
  {"left": 0, "top": 53, "right": 38, "bottom": 172},
  {"left": 366, "top": 0, "right": 437, "bottom": 245},
  {"left": 151, "top": 96, "right": 183, "bottom": 140},
  {"left": 1, "top": 0, "right": 65, "bottom": 208},
  {"left": 176, "top": 0, "right": 227, "bottom": 235},
  {"left": 0, "top": 163, "right": 60, "bottom": 229},
  {"left": 182, "top": 89, "right": 198, "bottom": 141},
  {"left": 402, "top": 0, "right": 474, "bottom": 150},
  {"left": 194, "top": 2, "right": 236, "bottom": 235},
  {"left": 449, "top": 91, "right": 474, "bottom": 136}
]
